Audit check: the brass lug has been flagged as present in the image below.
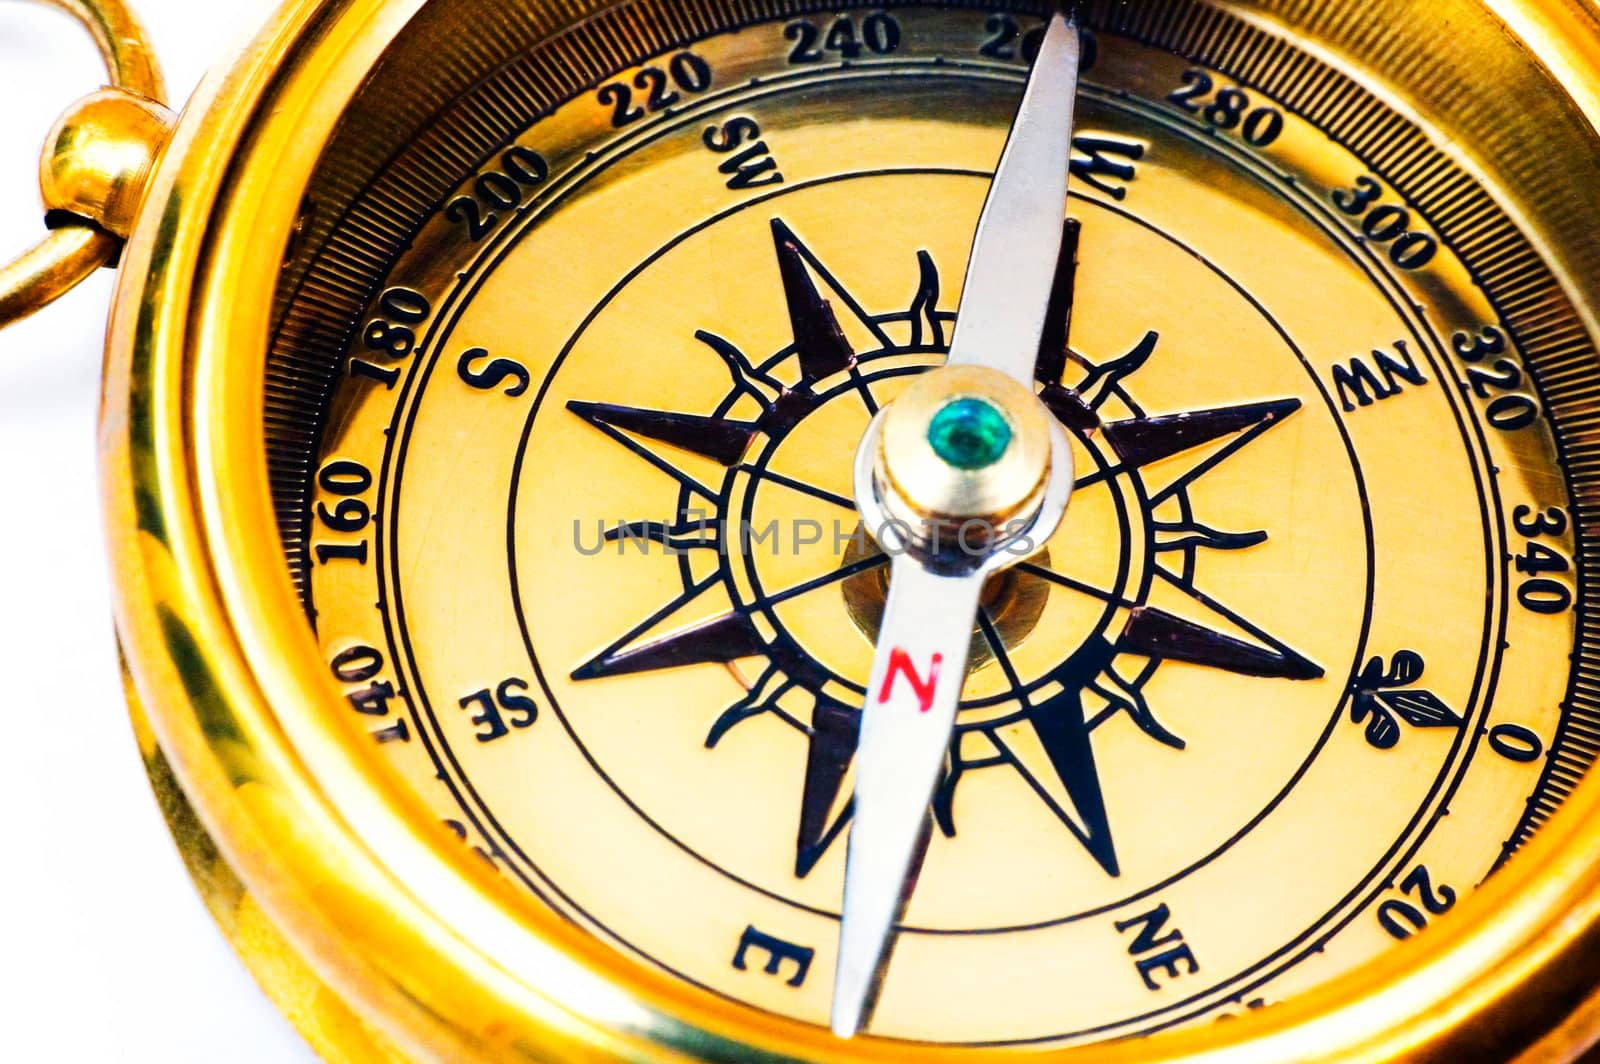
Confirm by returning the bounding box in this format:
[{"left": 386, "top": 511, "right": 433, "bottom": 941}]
[{"left": 40, "top": 87, "right": 176, "bottom": 241}]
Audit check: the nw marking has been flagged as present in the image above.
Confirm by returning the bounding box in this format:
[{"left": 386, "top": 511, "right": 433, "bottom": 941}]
[{"left": 1332, "top": 340, "right": 1427, "bottom": 412}]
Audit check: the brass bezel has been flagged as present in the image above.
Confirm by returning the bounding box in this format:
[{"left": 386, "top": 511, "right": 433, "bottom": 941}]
[{"left": 101, "top": 0, "right": 1600, "bottom": 1059}]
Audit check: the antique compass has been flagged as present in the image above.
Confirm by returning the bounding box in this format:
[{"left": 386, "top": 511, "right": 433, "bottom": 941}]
[{"left": 11, "top": 0, "right": 1600, "bottom": 1057}]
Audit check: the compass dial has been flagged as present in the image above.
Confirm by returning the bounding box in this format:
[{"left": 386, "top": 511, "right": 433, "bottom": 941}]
[{"left": 265, "top": 0, "right": 1590, "bottom": 1047}]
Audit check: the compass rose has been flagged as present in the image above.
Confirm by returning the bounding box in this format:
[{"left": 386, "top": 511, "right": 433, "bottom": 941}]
[{"left": 568, "top": 218, "right": 1322, "bottom": 880}]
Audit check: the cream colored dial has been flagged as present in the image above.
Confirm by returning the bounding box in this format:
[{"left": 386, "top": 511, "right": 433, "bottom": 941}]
[{"left": 270, "top": 1, "right": 1583, "bottom": 1047}]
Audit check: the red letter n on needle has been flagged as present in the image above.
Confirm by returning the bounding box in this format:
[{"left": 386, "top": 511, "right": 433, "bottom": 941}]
[{"left": 878, "top": 649, "right": 944, "bottom": 713}]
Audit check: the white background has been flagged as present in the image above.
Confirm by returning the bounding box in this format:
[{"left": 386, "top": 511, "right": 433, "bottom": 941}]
[{"left": 0, "top": 1, "right": 314, "bottom": 1059}]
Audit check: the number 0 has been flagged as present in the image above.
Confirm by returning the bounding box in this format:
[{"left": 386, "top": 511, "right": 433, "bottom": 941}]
[{"left": 1488, "top": 723, "right": 1544, "bottom": 762}]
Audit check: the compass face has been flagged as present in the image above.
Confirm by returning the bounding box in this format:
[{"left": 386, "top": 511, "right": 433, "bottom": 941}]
[{"left": 265, "top": 0, "right": 1592, "bottom": 1047}]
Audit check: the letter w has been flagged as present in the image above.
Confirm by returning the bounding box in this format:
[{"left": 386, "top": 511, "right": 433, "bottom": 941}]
[{"left": 721, "top": 144, "right": 783, "bottom": 189}]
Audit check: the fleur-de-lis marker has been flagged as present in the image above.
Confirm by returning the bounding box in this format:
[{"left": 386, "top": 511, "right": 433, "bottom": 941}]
[{"left": 1350, "top": 650, "right": 1463, "bottom": 749}]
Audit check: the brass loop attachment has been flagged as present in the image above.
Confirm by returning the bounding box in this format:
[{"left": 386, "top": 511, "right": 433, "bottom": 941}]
[{"left": 0, "top": 0, "right": 174, "bottom": 328}]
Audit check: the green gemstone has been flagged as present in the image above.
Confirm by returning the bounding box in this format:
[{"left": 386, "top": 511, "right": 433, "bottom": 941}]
[{"left": 927, "top": 397, "right": 1013, "bottom": 471}]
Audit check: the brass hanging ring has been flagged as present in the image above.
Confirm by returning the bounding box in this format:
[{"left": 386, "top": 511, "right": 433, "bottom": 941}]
[{"left": 0, "top": 0, "right": 170, "bottom": 328}]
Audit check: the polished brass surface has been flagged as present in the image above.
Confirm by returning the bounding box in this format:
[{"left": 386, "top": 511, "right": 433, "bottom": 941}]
[
  {"left": 0, "top": 226, "right": 118, "bottom": 325},
  {"left": 0, "top": 0, "right": 167, "bottom": 327},
  {"left": 40, "top": 87, "right": 176, "bottom": 239},
  {"left": 27, "top": 0, "right": 166, "bottom": 98},
  {"left": 62, "top": 0, "right": 1600, "bottom": 1059}
]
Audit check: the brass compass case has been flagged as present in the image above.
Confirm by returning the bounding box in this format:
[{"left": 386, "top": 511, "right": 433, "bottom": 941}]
[{"left": 99, "top": 0, "right": 1600, "bottom": 1058}]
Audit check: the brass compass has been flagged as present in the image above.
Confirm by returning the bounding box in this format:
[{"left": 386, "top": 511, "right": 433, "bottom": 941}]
[{"left": 10, "top": 0, "right": 1600, "bottom": 1058}]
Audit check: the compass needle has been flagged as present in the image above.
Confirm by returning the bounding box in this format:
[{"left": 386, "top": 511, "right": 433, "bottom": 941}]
[
  {"left": 832, "top": 11, "right": 1084, "bottom": 1036},
  {"left": 947, "top": 14, "right": 1082, "bottom": 383},
  {"left": 833, "top": 561, "right": 989, "bottom": 1035}
]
